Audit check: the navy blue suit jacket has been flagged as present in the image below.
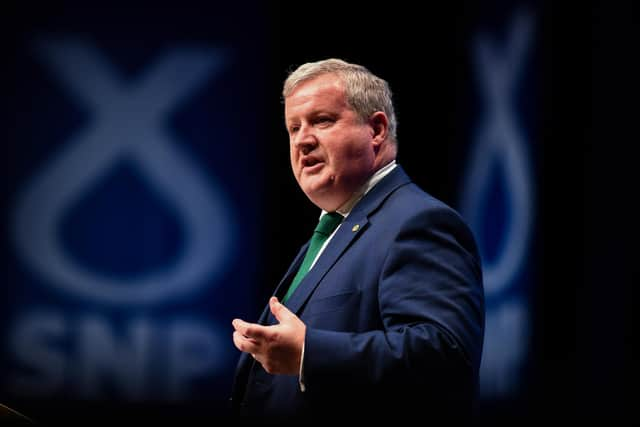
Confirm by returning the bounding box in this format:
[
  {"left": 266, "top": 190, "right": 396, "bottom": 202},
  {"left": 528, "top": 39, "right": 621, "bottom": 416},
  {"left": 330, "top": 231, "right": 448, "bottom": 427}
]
[{"left": 231, "top": 166, "right": 484, "bottom": 418}]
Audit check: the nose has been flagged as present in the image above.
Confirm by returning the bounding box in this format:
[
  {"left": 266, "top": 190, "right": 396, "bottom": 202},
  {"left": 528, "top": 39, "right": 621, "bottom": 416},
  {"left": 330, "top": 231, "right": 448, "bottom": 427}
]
[{"left": 292, "top": 126, "right": 317, "bottom": 155}]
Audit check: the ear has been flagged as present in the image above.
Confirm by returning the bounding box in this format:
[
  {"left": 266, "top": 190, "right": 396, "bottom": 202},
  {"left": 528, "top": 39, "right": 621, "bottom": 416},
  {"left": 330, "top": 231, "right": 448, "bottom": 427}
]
[{"left": 369, "top": 111, "right": 389, "bottom": 148}]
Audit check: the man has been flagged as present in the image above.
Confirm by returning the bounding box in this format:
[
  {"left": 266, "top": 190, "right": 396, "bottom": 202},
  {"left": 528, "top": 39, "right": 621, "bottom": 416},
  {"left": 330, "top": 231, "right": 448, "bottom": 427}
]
[{"left": 231, "top": 59, "right": 484, "bottom": 419}]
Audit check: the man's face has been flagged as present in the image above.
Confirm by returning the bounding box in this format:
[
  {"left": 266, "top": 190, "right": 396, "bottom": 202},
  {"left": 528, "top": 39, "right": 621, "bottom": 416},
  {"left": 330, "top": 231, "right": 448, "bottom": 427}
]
[{"left": 285, "top": 74, "right": 376, "bottom": 211}]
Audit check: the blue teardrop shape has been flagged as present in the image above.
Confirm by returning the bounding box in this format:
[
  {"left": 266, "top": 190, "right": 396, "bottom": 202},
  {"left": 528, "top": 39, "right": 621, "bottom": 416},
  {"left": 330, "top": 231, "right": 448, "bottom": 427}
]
[{"left": 60, "top": 159, "right": 184, "bottom": 280}]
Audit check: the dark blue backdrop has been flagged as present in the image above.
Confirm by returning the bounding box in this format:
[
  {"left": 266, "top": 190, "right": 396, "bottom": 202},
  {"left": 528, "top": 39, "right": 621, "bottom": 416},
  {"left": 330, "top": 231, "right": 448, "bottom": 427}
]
[
  {"left": 2, "top": 0, "right": 634, "bottom": 424},
  {"left": 2, "top": 2, "right": 268, "bottom": 417}
]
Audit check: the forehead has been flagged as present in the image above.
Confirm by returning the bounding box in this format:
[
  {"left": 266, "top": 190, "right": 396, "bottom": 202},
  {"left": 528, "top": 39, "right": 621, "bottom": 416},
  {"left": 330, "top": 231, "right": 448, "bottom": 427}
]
[{"left": 284, "top": 74, "right": 348, "bottom": 119}]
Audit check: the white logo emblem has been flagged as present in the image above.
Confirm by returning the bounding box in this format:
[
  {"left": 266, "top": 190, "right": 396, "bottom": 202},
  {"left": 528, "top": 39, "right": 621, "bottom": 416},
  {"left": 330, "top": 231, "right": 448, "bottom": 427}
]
[
  {"left": 12, "top": 38, "right": 235, "bottom": 305},
  {"left": 460, "top": 11, "right": 534, "bottom": 296},
  {"left": 459, "top": 10, "right": 536, "bottom": 397}
]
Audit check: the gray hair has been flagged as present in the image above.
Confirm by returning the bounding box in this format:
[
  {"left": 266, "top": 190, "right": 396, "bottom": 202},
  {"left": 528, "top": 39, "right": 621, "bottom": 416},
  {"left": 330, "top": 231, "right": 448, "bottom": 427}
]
[{"left": 283, "top": 58, "right": 397, "bottom": 143}]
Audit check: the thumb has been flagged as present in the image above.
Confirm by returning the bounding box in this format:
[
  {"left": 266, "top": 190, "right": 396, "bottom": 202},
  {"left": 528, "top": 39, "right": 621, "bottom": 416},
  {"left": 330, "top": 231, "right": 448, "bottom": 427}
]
[{"left": 270, "top": 297, "right": 292, "bottom": 323}]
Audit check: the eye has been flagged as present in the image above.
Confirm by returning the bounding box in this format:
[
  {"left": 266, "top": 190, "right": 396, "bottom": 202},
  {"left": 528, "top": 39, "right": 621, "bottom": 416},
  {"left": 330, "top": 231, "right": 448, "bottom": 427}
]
[
  {"left": 288, "top": 124, "right": 300, "bottom": 134},
  {"left": 315, "top": 116, "right": 334, "bottom": 127}
]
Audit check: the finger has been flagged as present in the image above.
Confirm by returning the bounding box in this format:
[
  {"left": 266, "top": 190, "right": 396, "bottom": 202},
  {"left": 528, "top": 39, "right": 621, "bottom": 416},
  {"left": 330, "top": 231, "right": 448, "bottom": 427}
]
[
  {"left": 231, "top": 330, "right": 244, "bottom": 351},
  {"left": 232, "top": 318, "right": 267, "bottom": 340},
  {"left": 233, "top": 331, "right": 260, "bottom": 354},
  {"left": 252, "top": 353, "right": 265, "bottom": 368},
  {"left": 270, "top": 297, "right": 293, "bottom": 323}
]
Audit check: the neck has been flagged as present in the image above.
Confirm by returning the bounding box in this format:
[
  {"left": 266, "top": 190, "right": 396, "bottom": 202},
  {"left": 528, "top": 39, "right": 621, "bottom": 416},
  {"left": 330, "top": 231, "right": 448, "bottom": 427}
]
[
  {"left": 373, "top": 141, "right": 397, "bottom": 172},
  {"left": 334, "top": 159, "right": 397, "bottom": 216}
]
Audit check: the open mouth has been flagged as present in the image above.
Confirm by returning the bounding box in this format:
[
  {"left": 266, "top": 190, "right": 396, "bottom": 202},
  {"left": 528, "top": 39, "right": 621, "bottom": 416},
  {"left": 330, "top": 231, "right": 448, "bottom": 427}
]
[{"left": 302, "top": 157, "right": 324, "bottom": 173}]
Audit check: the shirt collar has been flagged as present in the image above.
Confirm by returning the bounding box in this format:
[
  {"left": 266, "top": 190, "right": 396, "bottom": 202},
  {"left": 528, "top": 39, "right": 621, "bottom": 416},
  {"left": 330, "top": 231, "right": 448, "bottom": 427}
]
[{"left": 320, "top": 160, "right": 397, "bottom": 220}]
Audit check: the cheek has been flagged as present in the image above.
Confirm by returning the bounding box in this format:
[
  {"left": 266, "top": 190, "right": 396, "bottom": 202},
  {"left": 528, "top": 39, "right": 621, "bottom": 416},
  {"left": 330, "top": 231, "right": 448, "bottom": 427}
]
[
  {"left": 333, "top": 142, "right": 371, "bottom": 167},
  {"left": 289, "top": 147, "right": 298, "bottom": 171}
]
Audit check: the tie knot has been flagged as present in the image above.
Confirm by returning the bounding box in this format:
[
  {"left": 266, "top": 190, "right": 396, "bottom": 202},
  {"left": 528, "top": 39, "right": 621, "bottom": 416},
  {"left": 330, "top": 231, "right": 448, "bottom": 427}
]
[{"left": 314, "top": 212, "right": 343, "bottom": 236}]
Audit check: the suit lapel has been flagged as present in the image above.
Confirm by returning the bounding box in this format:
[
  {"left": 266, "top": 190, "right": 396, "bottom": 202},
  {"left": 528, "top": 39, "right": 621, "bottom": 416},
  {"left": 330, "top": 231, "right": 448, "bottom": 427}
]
[
  {"left": 273, "top": 243, "right": 309, "bottom": 302},
  {"left": 254, "top": 242, "right": 309, "bottom": 325},
  {"left": 283, "top": 214, "right": 368, "bottom": 315},
  {"left": 283, "top": 165, "right": 413, "bottom": 316}
]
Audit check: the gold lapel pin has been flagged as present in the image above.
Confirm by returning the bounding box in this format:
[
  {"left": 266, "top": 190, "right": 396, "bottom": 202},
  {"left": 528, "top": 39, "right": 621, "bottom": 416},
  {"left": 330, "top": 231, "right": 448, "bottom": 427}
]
[{"left": 352, "top": 224, "right": 360, "bottom": 232}]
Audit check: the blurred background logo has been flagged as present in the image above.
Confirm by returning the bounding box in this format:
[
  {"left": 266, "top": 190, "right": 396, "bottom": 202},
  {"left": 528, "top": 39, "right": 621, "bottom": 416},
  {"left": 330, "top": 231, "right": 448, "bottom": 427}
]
[
  {"left": 3, "top": 5, "right": 265, "bottom": 406},
  {"left": 459, "top": 9, "right": 535, "bottom": 398}
]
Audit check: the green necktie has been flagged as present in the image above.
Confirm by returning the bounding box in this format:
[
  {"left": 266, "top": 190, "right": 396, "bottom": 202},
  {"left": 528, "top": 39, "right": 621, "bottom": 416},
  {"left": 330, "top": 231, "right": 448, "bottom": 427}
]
[{"left": 282, "top": 212, "right": 343, "bottom": 304}]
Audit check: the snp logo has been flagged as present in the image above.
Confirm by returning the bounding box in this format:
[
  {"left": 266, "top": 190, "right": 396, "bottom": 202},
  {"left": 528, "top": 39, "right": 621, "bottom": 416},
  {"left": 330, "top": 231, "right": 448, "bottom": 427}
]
[
  {"left": 7, "top": 37, "right": 235, "bottom": 400},
  {"left": 459, "top": 10, "right": 535, "bottom": 398}
]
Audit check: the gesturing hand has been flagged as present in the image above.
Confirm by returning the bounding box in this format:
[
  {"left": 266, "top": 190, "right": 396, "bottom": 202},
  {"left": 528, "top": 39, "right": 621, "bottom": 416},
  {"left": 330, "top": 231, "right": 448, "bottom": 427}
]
[{"left": 232, "top": 297, "right": 306, "bottom": 375}]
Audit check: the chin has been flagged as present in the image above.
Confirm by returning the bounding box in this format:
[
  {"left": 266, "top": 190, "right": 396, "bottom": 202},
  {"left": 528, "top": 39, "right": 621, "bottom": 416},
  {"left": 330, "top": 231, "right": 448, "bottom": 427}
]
[
  {"left": 307, "top": 197, "right": 340, "bottom": 212},
  {"left": 305, "top": 190, "right": 348, "bottom": 212},
  {"left": 299, "top": 174, "right": 348, "bottom": 210},
  {"left": 300, "top": 176, "right": 330, "bottom": 197}
]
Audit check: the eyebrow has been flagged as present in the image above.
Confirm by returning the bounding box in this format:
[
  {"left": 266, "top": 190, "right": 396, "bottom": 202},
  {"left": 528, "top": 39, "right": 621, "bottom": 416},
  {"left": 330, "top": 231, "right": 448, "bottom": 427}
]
[{"left": 288, "top": 108, "right": 335, "bottom": 120}]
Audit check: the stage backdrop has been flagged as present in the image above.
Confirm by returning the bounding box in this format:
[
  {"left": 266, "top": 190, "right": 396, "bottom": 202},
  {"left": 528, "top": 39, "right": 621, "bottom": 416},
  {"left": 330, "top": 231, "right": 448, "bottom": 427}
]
[
  {"left": 2, "top": 3, "right": 268, "bottom": 413},
  {"left": 3, "top": 0, "right": 584, "bottom": 423}
]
